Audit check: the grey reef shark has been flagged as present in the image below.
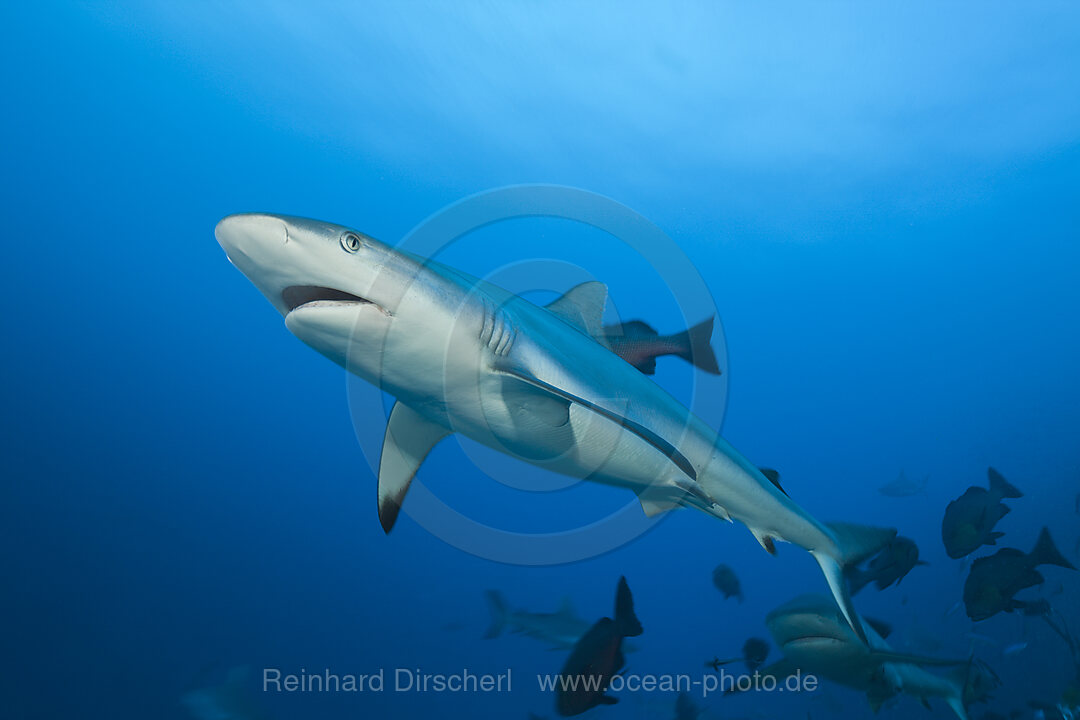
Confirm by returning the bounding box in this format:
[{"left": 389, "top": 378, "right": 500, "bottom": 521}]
[{"left": 216, "top": 213, "right": 896, "bottom": 641}]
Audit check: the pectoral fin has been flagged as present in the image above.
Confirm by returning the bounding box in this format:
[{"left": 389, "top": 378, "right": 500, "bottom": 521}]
[
  {"left": 378, "top": 402, "right": 451, "bottom": 533},
  {"left": 494, "top": 360, "right": 697, "bottom": 481},
  {"left": 638, "top": 493, "right": 680, "bottom": 517}
]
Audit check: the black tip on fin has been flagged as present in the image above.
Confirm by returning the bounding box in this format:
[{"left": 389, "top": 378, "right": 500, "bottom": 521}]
[{"left": 378, "top": 496, "right": 403, "bottom": 534}]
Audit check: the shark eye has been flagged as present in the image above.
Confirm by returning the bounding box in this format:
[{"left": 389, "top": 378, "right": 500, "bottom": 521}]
[{"left": 340, "top": 232, "right": 363, "bottom": 254}]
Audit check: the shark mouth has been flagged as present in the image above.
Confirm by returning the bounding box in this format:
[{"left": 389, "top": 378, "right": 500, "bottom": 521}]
[
  {"left": 282, "top": 285, "right": 374, "bottom": 313},
  {"left": 782, "top": 635, "right": 846, "bottom": 650}
]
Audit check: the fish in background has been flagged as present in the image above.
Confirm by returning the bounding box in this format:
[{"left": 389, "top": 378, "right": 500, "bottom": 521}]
[
  {"left": 879, "top": 470, "right": 928, "bottom": 497},
  {"left": 712, "top": 564, "right": 743, "bottom": 602},
  {"left": 746, "top": 594, "right": 994, "bottom": 720},
  {"left": 673, "top": 691, "right": 704, "bottom": 720},
  {"left": 707, "top": 637, "right": 771, "bottom": 673},
  {"left": 181, "top": 666, "right": 269, "bottom": 720},
  {"left": 963, "top": 527, "right": 1076, "bottom": 621},
  {"left": 602, "top": 317, "right": 721, "bottom": 376},
  {"left": 846, "top": 536, "right": 928, "bottom": 595},
  {"left": 555, "top": 577, "right": 643, "bottom": 717},
  {"left": 942, "top": 468, "right": 1023, "bottom": 559},
  {"left": 485, "top": 591, "right": 632, "bottom": 652}
]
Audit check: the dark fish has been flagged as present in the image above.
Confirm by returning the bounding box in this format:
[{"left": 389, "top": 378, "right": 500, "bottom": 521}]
[
  {"left": 603, "top": 317, "right": 721, "bottom": 376},
  {"left": 942, "top": 467, "right": 1023, "bottom": 559},
  {"left": 673, "top": 691, "right": 702, "bottom": 720},
  {"left": 706, "top": 637, "right": 770, "bottom": 673},
  {"left": 846, "top": 536, "right": 928, "bottom": 595},
  {"left": 963, "top": 527, "right": 1076, "bottom": 621},
  {"left": 742, "top": 637, "right": 770, "bottom": 671},
  {"left": 712, "top": 564, "right": 743, "bottom": 602},
  {"left": 555, "top": 576, "right": 643, "bottom": 717}
]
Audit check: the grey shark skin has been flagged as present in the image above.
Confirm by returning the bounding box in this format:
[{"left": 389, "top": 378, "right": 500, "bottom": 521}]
[
  {"left": 484, "top": 591, "right": 609, "bottom": 651},
  {"left": 763, "top": 594, "right": 984, "bottom": 720},
  {"left": 215, "top": 213, "right": 893, "bottom": 639}
]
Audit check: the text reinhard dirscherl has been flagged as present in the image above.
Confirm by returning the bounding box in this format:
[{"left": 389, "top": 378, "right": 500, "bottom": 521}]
[{"left": 262, "top": 668, "right": 818, "bottom": 699}]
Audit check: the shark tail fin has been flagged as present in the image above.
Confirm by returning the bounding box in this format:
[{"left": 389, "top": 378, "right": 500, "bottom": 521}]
[
  {"left": 987, "top": 467, "right": 1022, "bottom": 499},
  {"left": 1031, "top": 527, "right": 1076, "bottom": 570},
  {"left": 671, "top": 317, "right": 721, "bottom": 375},
  {"left": 484, "top": 590, "right": 508, "bottom": 639},
  {"left": 614, "top": 576, "right": 643, "bottom": 638},
  {"left": 814, "top": 522, "right": 897, "bottom": 644}
]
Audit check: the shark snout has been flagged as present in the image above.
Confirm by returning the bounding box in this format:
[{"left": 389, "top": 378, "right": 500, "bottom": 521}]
[
  {"left": 215, "top": 213, "right": 289, "bottom": 261},
  {"left": 216, "top": 213, "right": 300, "bottom": 315}
]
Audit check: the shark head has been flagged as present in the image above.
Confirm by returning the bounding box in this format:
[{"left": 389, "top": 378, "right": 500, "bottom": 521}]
[
  {"left": 216, "top": 213, "right": 421, "bottom": 371},
  {"left": 765, "top": 594, "right": 882, "bottom": 692},
  {"left": 766, "top": 594, "right": 856, "bottom": 651},
  {"left": 215, "top": 213, "right": 399, "bottom": 316}
]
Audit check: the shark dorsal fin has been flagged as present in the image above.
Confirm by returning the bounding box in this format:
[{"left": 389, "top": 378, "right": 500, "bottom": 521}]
[
  {"left": 545, "top": 281, "right": 609, "bottom": 341},
  {"left": 377, "top": 402, "right": 451, "bottom": 533}
]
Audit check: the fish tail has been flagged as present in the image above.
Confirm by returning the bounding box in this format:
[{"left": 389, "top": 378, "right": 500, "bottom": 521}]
[
  {"left": 814, "top": 522, "right": 897, "bottom": 643},
  {"left": 987, "top": 467, "right": 1022, "bottom": 499},
  {"left": 614, "top": 576, "right": 643, "bottom": 638},
  {"left": 1030, "top": 527, "right": 1076, "bottom": 570},
  {"left": 483, "top": 590, "right": 508, "bottom": 638},
  {"left": 671, "top": 317, "right": 721, "bottom": 374}
]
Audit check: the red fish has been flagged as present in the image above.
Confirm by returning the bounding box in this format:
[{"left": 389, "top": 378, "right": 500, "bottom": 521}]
[
  {"left": 555, "top": 576, "right": 643, "bottom": 716},
  {"left": 603, "top": 318, "right": 721, "bottom": 375}
]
